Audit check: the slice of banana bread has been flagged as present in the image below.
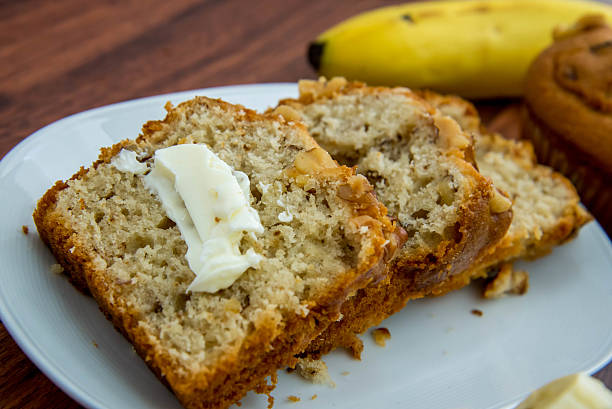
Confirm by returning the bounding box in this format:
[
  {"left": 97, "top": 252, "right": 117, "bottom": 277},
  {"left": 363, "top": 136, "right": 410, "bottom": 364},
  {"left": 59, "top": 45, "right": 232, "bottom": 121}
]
[
  {"left": 418, "top": 91, "right": 591, "bottom": 292},
  {"left": 33, "top": 97, "right": 400, "bottom": 409},
  {"left": 274, "top": 78, "right": 512, "bottom": 358}
]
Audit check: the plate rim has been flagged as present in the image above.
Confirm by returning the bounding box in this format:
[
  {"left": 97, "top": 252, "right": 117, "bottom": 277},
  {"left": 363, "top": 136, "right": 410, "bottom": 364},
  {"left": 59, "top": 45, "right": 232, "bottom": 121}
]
[
  {"left": 0, "top": 83, "right": 297, "bottom": 179},
  {"left": 0, "top": 83, "right": 297, "bottom": 409},
  {"left": 1, "top": 83, "right": 611, "bottom": 409}
]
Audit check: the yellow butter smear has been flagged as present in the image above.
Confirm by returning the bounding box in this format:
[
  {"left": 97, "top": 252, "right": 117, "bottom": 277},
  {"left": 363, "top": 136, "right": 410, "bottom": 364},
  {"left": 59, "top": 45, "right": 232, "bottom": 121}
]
[{"left": 143, "top": 144, "right": 264, "bottom": 293}]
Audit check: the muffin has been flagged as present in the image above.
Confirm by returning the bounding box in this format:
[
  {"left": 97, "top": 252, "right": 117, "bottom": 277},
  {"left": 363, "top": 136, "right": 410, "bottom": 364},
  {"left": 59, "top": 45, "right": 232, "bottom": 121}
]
[{"left": 523, "top": 14, "right": 612, "bottom": 236}]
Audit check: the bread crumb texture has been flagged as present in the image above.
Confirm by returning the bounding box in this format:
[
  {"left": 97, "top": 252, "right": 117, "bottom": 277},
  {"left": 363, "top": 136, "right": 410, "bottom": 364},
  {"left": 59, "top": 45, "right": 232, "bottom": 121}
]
[
  {"left": 34, "top": 97, "right": 393, "bottom": 409},
  {"left": 277, "top": 79, "right": 511, "bottom": 362},
  {"left": 50, "top": 263, "right": 64, "bottom": 274},
  {"left": 421, "top": 91, "right": 591, "bottom": 265},
  {"left": 22, "top": 225, "right": 29, "bottom": 235},
  {"left": 287, "top": 83, "right": 474, "bottom": 254},
  {"left": 294, "top": 357, "right": 335, "bottom": 387},
  {"left": 287, "top": 395, "right": 300, "bottom": 402}
]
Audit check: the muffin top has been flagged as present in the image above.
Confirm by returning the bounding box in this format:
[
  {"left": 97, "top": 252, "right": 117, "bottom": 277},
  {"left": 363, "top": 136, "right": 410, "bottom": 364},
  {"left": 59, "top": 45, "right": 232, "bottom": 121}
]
[{"left": 525, "top": 15, "right": 612, "bottom": 173}]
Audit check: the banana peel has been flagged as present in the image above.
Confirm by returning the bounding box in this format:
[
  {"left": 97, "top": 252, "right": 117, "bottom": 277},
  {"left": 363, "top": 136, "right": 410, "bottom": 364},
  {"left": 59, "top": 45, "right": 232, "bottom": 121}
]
[{"left": 308, "top": 0, "right": 612, "bottom": 98}]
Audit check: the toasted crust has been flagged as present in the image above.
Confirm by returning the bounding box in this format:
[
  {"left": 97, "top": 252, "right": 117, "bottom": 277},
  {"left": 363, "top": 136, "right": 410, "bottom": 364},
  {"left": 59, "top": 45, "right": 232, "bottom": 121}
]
[
  {"left": 275, "top": 79, "right": 512, "bottom": 358},
  {"left": 418, "top": 91, "right": 592, "bottom": 291},
  {"left": 522, "top": 106, "right": 609, "bottom": 235},
  {"left": 34, "top": 97, "right": 397, "bottom": 409},
  {"left": 305, "top": 188, "right": 510, "bottom": 358}
]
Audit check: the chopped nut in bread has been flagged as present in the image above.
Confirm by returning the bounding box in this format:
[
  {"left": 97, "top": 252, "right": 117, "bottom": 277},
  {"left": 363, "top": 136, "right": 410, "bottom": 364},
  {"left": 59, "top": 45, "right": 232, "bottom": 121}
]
[
  {"left": 34, "top": 96, "right": 394, "bottom": 409},
  {"left": 418, "top": 90, "right": 591, "bottom": 295},
  {"left": 276, "top": 78, "right": 512, "bottom": 360}
]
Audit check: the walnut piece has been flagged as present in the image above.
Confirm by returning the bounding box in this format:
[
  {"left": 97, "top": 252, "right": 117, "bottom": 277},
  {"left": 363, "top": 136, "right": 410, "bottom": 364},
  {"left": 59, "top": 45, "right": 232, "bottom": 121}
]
[
  {"left": 489, "top": 188, "right": 512, "bottom": 214},
  {"left": 272, "top": 105, "right": 303, "bottom": 122},
  {"left": 298, "top": 77, "right": 348, "bottom": 100},
  {"left": 337, "top": 174, "right": 373, "bottom": 202},
  {"left": 293, "top": 147, "right": 337, "bottom": 174},
  {"left": 434, "top": 114, "right": 470, "bottom": 152}
]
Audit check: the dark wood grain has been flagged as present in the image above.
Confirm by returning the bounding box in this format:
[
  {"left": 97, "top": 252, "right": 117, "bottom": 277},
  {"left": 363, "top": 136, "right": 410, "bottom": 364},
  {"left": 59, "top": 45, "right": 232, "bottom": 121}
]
[
  {"left": 0, "top": 1, "right": 610, "bottom": 407},
  {"left": 0, "top": 324, "right": 81, "bottom": 409}
]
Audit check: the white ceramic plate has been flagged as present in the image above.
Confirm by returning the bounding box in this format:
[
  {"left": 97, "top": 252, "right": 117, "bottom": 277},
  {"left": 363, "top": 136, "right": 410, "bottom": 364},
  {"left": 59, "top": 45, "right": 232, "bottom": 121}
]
[{"left": 1, "top": 84, "right": 611, "bottom": 409}]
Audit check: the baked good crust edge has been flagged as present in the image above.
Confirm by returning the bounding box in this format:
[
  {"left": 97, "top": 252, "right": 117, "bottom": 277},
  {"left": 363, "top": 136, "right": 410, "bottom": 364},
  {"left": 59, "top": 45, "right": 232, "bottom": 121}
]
[{"left": 33, "top": 96, "right": 399, "bottom": 409}]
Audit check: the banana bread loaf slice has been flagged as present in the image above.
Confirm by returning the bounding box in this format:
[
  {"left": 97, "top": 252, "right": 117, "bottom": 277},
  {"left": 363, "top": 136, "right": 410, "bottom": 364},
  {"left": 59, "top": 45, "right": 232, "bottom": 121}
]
[
  {"left": 33, "top": 97, "right": 399, "bottom": 409},
  {"left": 274, "top": 78, "right": 512, "bottom": 358},
  {"left": 419, "top": 91, "right": 591, "bottom": 292}
]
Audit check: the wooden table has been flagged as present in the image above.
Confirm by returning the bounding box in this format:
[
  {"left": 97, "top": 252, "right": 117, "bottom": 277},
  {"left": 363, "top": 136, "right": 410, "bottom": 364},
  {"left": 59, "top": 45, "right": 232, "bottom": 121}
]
[{"left": 1, "top": 1, "right": 610, "bottom": 407}]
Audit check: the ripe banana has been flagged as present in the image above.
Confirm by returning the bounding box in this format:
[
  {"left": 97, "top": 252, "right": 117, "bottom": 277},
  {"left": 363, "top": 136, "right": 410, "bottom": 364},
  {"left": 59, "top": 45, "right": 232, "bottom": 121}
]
[
  {"left": 308, "top": 0, "right": 612, "bottom": 98},
  {"left": 516, "top": 373, "right": 612, "bottom": 409}
]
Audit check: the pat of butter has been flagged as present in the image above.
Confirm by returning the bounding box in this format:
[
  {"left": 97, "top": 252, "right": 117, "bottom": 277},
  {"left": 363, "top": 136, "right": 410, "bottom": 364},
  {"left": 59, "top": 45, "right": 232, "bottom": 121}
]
[
  {"left": 111, "top": 149, "right": 148, "bottom": 174},
  {"left": 144, "top": 144, "right": 264, "bottom": 293}
]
